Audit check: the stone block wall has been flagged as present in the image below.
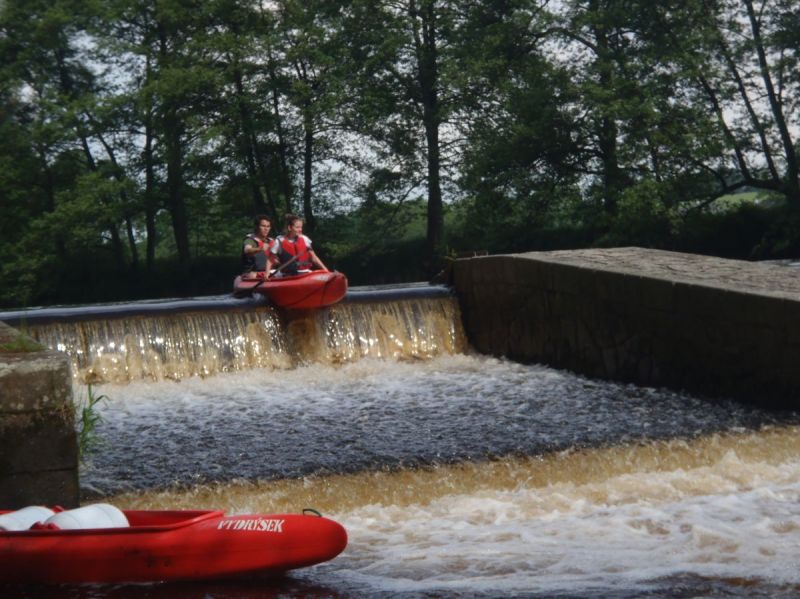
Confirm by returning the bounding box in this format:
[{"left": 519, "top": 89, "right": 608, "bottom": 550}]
[
  {"left": 0, "top": 321, "right": 79, "bottom": 508},
  {"left": 452, "top": 248, "right": 800, "bottom": 407}
]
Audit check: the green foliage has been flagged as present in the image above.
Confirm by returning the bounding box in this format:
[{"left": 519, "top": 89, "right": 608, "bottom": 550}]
[
  {"left": 600, "top": 181, "right": 678, "bottom": 248},
  {"left": 74, "top": 384, "right": 108, "bottom": 459},
  {"left": 704, "top": 192, "right": 769, "bottom": 213},
  {"left": 0, "top": 334, "right": 43, "bottom": 353},
  {"left": 678, "top": 203, "right": 774, "bottom": 259},
  {"left": 1, "top": 0, "right": 799, "bottom": 307},
  {"left": 747, "top": 206, "right": 800, "bottom": 260},
  {"left": 316, "top": 196, "right": 429, "bottom": 276}
]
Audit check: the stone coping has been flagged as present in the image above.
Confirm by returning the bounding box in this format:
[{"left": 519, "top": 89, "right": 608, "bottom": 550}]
[{"left": 498, "top": 247, "right": 800, "bottom": 300}]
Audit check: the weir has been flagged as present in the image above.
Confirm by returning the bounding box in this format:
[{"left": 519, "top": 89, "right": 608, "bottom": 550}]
[
  {"left": 0, "top": 285, "right": 465, "bottom": 506},
  {"left": 6, "top": 287, "right": 466, "bottom": 385},
  {"left": 452, "top": 247, "right": 800, "bottom": 407}
]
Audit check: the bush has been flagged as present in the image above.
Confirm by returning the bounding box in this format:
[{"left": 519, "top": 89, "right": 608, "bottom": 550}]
[{"left": 599, "top": 181, "right": 677, "bottom": 248}]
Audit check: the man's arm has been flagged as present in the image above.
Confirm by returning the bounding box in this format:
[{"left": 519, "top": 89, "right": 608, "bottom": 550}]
[{"left": 243, "top": 238, "right": 263, "bottom": 255}]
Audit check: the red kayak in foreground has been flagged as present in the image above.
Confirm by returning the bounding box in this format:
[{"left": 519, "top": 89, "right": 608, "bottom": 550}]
[
  {"left": 233, "top": 270, "right": 348, "bottom": 309},
  {"left": 0, "top": 508, "right": 347, "bottom": 584}
]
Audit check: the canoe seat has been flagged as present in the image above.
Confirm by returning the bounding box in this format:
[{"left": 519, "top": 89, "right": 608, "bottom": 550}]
[{"left": 44, "top": 504, "right": 129, "bottom": 530}]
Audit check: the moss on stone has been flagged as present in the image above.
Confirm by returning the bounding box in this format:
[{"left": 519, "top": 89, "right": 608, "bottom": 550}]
[{"left": 0, "top": 334, "right": 44, "bottom": 353}]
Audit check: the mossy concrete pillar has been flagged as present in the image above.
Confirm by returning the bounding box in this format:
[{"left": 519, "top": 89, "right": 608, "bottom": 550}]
[{"left": 0, "top": 321, "right": 79, "bottom": 508}]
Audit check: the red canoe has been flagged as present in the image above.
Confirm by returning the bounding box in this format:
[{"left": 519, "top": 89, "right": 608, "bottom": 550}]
[
  {"left": 233, "top": 271, "right": 348, "bottom": 309},
  {"left": 0, "top": 508, "right": 347, "bottom": 584}
]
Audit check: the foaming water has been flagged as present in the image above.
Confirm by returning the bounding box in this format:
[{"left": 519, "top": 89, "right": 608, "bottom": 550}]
[
  {"left": 329, "top": 447, "right": 800, "bottom": 597},
  {"left": 29, "top": 298, "right": 465, "bottom": 384},
  {"left": 108, "top": 427, "right": 800, "bottom": 513},
  {"left": 79, "top": 355, "right": 793, "bottom": 495},
  {"left": 94, "top": 428, "right": 800, "bottom": 598},
  {"left": 322, "top": 298, "right": 466, "bottom": 363}
]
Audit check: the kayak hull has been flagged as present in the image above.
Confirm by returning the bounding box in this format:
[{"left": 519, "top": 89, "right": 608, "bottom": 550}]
[
  {"left": 0, "top": 510, "right": 347, "bottom": 584},
  {"left": 234, "top": 271, "right": 348, "bottom": 309}
]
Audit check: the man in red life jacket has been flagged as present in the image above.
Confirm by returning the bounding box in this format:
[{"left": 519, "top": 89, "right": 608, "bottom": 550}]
[
  {"left": 270, "top": 213, "right": 328, "bottom": 276},
  {"left": 241, "top": 214, "right": 275, "bottom": 276}
]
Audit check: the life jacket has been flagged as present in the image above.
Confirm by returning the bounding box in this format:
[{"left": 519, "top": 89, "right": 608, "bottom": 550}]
[
  {"left": 241, "top": 233, "right": 272, "bottom": 272},
  {"left": 276, "top": 235, "right": 312, "bottom": 274}
]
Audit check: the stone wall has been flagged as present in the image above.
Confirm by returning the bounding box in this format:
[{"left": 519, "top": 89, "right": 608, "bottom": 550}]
[
  {"left": 0, "top": 321, "right": 79, "bottom": 508},
  {"left": 452, "top": 247, "right": 800, "bottom": 407}
]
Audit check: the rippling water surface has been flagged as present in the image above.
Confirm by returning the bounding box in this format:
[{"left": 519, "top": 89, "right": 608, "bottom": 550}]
[
  {"left": 51, "top": 355, "right": 800, "bottom": 598},
  {"left": 82, "top": 355, "right": 791, "bottom": 494}
]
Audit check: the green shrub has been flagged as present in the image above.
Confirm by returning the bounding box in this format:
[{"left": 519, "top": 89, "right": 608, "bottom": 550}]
[
  {"left": 600, "top": 181, "right": 677, "bottom": 248},
  {"left": 75, "top": 384, "right": 108, "bottom": 459}
]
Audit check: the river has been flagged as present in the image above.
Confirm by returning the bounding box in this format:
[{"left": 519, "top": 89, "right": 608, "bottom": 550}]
[{"left": 8, "top": 292, "right": 800, "bottom": 598}]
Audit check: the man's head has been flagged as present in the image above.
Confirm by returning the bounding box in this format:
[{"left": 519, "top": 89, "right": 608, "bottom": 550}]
[{"left": 254, "top": 214, "right": 272, "bottom": 238}]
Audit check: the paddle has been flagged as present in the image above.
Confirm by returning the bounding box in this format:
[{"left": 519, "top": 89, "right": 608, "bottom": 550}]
[
  {"left": 273, "top": 252, "right": 301, "bottom": 275},
  {"left": 247, "top": 253, "right": 301, "bottom": 295}
]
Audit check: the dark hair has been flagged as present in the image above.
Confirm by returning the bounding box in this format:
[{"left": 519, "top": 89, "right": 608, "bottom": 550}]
[
  {"left": 254, "top": 214, "right": 272, "bottom": 230},
  {"left": 284, "top": 213, "right": 302, "bottom": 229}
]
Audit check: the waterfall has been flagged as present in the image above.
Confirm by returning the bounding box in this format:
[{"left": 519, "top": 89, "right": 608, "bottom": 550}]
[{"left": 28, "top": 297, "right": 468, "bottom": 384}]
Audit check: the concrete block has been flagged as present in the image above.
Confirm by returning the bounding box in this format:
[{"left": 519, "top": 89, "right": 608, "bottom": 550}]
[
  {"left": 638, "top": 275, "right": 676, "bottom": 312},
  {"left": 511, "top": 258, "right": 546, "bottom": 290},
  {"left": 0, "top": 411, "right": 78, "bottom": 475},
  {"left": 715, "top": 289, "right": 785, "bottom": 328},
  {"left": 550, "top": 262, "right": 593, "bottom": 296},
  {"left": 673, "top": 281, "right": 727, "bottom": 319},
  {"left": 503, "top": 257, "right": 521, "bottom": 284},
  {"left": 0, "top": 322, "right": 79, "bottom": 509},
  {"left": 594, "top": 269, "right": 641, "bottom": 305},
  {"left": 0, "top": 353, "right": 72, "bottom": 413},
  {"left": 452, "top": 248, "right": 800, "bottom": 407},
  {"left": 475, "top": 256, "right": 505, "bottom": 284},
  {"left": 0, "top": 470, "right": 80, "bottom": 510}
]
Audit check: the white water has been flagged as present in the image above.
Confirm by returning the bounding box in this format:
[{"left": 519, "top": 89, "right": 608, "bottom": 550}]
[
  {"left": 75, "top": 355, "right": 800, "bottom": 597},
  {"left": 328, "top": 452, "right": 800, "bottom": 596}
]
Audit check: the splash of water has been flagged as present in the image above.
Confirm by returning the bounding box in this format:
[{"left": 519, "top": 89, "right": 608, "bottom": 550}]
[
  {"left": 29, "top": 298, "right": 467, "bottom": 383},
  {"left": 107, "top": 427, "right": 800, "bottom": 597}
]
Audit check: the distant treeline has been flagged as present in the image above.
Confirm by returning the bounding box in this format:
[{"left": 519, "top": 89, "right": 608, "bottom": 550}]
[{"left": 1, "top": 0, "right": 798, "bottom": 308}]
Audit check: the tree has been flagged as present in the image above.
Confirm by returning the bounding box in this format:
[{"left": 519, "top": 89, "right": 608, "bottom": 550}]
[
  {"left": 341, "top": 0, "right": 465, "bottom": 269},
  {"left": 0, "top": 0, "right": 137, "bottom": 302},
  {"left": 626, "top": 0, "right": 799, "bottom": 206}
]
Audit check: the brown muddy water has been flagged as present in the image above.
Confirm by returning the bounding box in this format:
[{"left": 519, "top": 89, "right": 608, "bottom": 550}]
[{"left": 6, "top": 292, "right": 800, "bottom": 598}]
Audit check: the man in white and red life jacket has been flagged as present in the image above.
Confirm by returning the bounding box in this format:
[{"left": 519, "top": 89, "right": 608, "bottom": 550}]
[
  {"left": 270, "top": 213, "right": 328, "bottom": 276},
  {"left": 241, "top": 214, "right": 275, "bottom": 275}
]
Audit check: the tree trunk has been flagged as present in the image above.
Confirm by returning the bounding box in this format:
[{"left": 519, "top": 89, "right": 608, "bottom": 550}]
[
  {"left": 158, "top": 30, "right": 191, "bottom": 265},
  {"left": 713, "top": 30, "right": 780, "bottom": 181},
  {"left": 302, "top": 111, "right": 316, "bottom": 233},
  {"left": 410, "top": 0, "right": 444, "bottom": 267},
  {"left": 91, "top": 122, "right": 140, "bottom": 271},
  {"left": 697, "top": 75, "right": 751, "bottom": 180},
  {"left": 163, "top": 108, "right": 191, "bottom": 265},
  {"left": 78, "top": 135, "right": 127, "bottom": 270},
  {"left": 269, "top": 57, "right": 294, "bottom": 214},
  {"left": 590, "top": 0, "right": 622, "bottom": 214},
  {"left": 743, "top": 0, "right": 799, "bottom": 204},
  {"left": 143, "top": 55, "right": 158, "bottom": 274},
  {"left": 231, "top": 62, "right": 273, "bottom": 215},
  {"left": 143, "top": 112, "right": 158, "bottom": 273},
  {"left": 124, "top": 216, "right": 139, "bottom": 272}
]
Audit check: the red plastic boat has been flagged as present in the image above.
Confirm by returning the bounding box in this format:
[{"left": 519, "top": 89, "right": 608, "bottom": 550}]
[
  {"left": 233, "top": 270, "right": 348, "bottom": 309},
  {"left": 0, "top": 508, "right": 347, "bottom": 584}
]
